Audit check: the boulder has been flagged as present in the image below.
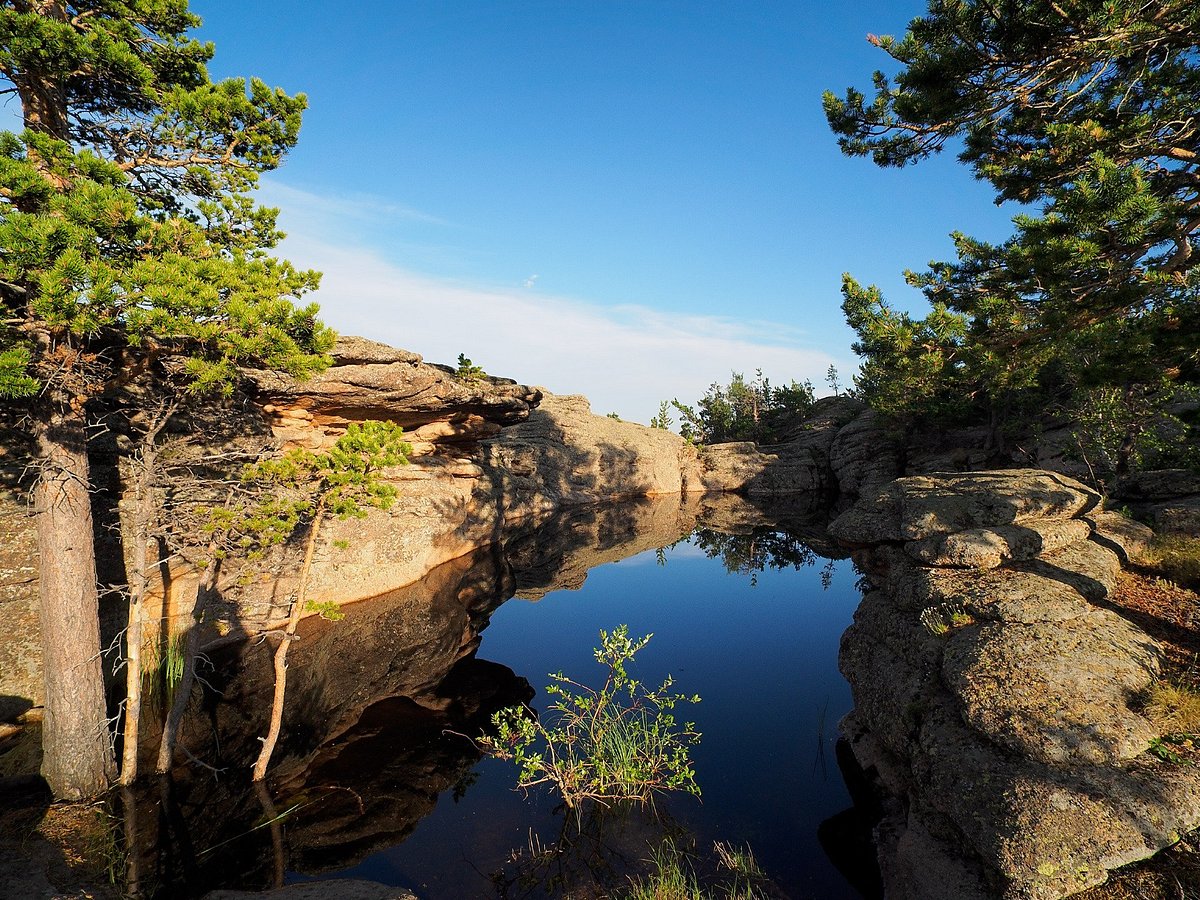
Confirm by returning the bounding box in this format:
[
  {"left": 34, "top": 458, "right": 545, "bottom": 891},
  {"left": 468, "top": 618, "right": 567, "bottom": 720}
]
[
  {"left": 244, "top": 335, "right": 542, "bottom": 451},
  {"left": 835, "top": 467, "right": 1200, "bottom": 899},
  {"left": 827, "top": 409, "right": 904, "bottom": 502},
  {"left": 481, "top": 392, "right": 702, "bottom": 512},
  {"left": 903, "top": 520, "right": 1092, "bottom": 569},
  {"left": 698, "top": 441, "right": 830, "bottom": 496},
  {"left": 942, "top": 610, "right": 1160, "bottom": 765},
  {"left": 1086, "top": 509, "right": 1157, "bottom": 565},
  {"left": 1110, "top": 469, "right": 1200, "bottom": 503},
  {"left": 829, "top": 469, "right": 1100, "bottom": 545},
  {"left": 1109, "top": 470, "right": 1200, "bottom": 536},
  {"left": 1150, "top": 496, "right": 1200, "bottom": 536}
]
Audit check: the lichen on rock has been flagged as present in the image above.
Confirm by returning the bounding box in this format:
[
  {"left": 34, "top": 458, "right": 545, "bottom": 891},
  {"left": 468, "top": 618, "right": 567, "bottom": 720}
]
[{"left": 834, "top": 469, "right": 1200, "bottom": 899}]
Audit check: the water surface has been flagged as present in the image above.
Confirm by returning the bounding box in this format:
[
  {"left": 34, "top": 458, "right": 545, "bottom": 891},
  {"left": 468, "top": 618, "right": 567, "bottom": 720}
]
[
  {"left": 129, "top": 496, "right": 875, "bottom": 899},
  {"left": 325, "top": 516, "right": 867, "bottom": 898}
]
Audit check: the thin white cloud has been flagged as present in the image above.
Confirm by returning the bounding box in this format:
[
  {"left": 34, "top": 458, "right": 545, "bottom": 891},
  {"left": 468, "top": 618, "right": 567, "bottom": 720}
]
[
  {"left": 262, "top": 181, "right": 450, "bottom": 229},
  {"left": 271, "top": 189, "right": 853, "bottom": 426}
]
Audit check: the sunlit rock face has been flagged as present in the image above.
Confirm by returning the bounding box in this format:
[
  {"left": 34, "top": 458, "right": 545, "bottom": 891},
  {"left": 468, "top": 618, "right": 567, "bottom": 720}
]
[
  {"left": 244, "top": 335, "right": 541, "bottom": 454},
  {"left": 833, "top": 470, "right": 1200, "bottom": 900},
  {"left": 139, "top": 343, "right": 714, "bottom": 631}
]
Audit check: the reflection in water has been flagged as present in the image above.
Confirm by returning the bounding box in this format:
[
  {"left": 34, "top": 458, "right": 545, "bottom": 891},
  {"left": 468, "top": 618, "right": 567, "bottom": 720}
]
[
  {"left": 689, "top": 525, "right": 837, "bottom": 589},
  {"left": 115, "top": 495, "right": 876, "bottom": 899}
]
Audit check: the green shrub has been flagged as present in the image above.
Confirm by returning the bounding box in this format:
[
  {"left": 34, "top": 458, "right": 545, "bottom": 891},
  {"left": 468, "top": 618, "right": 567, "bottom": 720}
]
[
  {"left": 456, "top": 353, "right": 486, "bottom": 381},
  {"left": 482, "top": 625, "right": 701, "bottom": 809}
]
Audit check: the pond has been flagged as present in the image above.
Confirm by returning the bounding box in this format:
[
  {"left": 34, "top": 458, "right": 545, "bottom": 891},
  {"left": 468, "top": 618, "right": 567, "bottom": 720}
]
[{"left": 125, "top": 495, "right": 878, "bottom": 899}]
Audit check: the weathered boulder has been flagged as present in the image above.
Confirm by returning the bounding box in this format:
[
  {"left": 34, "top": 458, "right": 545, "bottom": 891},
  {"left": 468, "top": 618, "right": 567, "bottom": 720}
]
[
  {"left": 829, "top": 469, "right": 1100, "bottom": 545},
  {"left": 1086, "top": 509, "right": 1157, "bottom": 565},
  {"left": 1110, "top": 469, "right": 1200, "bottom": 503},
  {"left": 773, "top": 395, "right": 866, "bottom": 452},
  {"left": 903, "top": 519, "right": 1093, "bottom": 569},
  {"left": 942, "top": 610, "right": 1160, "bottom": 765},
  {"left": 827, "top": 408, "right": 904, "bottom": 502},
  {"left": 154, "top": 391, "right": 703, "bottom": 628},
  {"left": 243, "top": 335, "right": 542, "bottom": 452},
  {"left": 698, "top": 440, "right": 831, "bottom": 496},
  {"left": 1109, "top": 469, "right": 1200, "bottom": 536},
  {"left": 834, "top": 468, "right": 1199, "bottom": 899},
  {"left": 481, "top": 392, "right": 702, "bottom": 512}
]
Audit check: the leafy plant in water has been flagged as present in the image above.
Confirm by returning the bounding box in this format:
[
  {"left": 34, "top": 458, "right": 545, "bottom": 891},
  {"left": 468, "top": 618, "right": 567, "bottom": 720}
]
[{"left": 482, "top": 625, "right": 701, "bottom": 810}]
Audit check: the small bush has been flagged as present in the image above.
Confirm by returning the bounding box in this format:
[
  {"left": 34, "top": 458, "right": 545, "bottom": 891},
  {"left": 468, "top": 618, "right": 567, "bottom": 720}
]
[
  {"left": 456, "top": 353, "right": 486, "bottom": 381},
  {"left": 482, "top": 625, "right": 701, "bottom": 809}
]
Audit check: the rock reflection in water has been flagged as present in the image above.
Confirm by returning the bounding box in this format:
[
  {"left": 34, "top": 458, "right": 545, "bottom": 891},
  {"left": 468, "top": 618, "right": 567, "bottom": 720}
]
[
  {"left": 123, "top": 493, "right": 865, "bottom": 898},
  {"left": 125, "top": 539, "right": 532, "bottom": 897}
]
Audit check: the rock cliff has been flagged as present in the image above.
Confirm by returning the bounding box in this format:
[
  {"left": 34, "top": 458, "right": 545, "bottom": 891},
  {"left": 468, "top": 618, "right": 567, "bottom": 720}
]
[
  {"left": 831, "top": 470, "right": 1200, "bottom": 899},
  {"left": 127, "top": 341, "right": 709, "bottom": 632}
]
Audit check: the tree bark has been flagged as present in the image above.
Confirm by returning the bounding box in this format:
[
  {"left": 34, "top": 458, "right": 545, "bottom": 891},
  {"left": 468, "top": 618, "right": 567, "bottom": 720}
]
[
  {"left": 34, "top": 405, "right": 115, "bottom": 799},
  {"left": 9, "top": 2, "right": 70, "bottom": 143},
  {"left": 120, "top": 405, "right": 175, "bottom": 785}
]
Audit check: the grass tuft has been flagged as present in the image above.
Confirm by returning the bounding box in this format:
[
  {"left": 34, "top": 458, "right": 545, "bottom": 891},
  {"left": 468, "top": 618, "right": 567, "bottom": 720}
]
[
  {"left": 1145, "top": 535, "right": 1200, "bottom": 591},
  {"left": 1144, "top": 680, "right": 1200, "bottom": 736}
]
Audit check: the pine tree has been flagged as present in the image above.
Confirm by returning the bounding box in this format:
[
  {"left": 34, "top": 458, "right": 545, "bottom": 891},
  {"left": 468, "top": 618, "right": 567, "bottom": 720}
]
[
  {"left": 825, "top": 0, "right": 1200, "bottom": 422},
  {"left": 0, "top": 2, "right": 332, "bottom": 798}
]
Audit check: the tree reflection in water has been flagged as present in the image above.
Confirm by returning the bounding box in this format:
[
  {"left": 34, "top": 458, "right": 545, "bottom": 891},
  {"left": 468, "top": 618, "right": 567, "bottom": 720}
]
[{"left": 686, "top": 526, "right": 837, "bottom": 589}]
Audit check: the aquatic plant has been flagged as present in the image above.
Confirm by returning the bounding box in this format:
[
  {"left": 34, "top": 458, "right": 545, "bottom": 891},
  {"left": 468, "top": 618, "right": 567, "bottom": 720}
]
[
  {"left": 482, "top": 625, "right": 701, "bottom": 810},
  {"left": 623, "top": 838, "right": 772, "bottom": 900}
]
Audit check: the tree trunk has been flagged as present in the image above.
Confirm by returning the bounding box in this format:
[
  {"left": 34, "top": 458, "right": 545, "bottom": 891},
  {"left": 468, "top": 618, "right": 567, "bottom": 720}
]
[
  {"left": 120, "top": 594, "right": 143, "bottom": 785},
  {"left": 252, "top": 504, "right": 324, "bottom": 782},
  {"left": 254, "top": 781, "right": 287, "bottom": 889},
  {"left": 120, "top": 405, "right": 174, "bottom": 785},
  {"left": 34, "top": 406, "right": 115, "bottom": 799}
]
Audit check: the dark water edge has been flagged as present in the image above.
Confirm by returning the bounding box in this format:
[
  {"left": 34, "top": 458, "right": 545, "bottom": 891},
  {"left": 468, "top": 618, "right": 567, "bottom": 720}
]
[{"left": 108, "top": 495, "right": 881, "bottom": 899}]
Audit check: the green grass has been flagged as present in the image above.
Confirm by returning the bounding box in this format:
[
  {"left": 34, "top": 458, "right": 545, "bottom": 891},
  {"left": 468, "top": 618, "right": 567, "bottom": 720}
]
[
  {"left": 1146, "top": 535, "right": 1200, "bottom": 591},
  {"left": 142, "top": 630, "right": 187, "bottom": 709},
  {"left": 622, "top": 840, "right": 771, "bottom": 900}
]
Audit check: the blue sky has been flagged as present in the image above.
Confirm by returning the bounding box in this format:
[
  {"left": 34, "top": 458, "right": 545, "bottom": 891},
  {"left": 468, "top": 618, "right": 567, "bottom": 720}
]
[{"left": 194, "top": 1, "right": 1017, "bottom": 423}]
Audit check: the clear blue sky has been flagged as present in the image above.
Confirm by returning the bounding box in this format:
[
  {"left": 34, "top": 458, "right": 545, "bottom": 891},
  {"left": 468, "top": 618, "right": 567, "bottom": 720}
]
[{"left": 194, "top": 1, "right": 1016, "bottom": 423}]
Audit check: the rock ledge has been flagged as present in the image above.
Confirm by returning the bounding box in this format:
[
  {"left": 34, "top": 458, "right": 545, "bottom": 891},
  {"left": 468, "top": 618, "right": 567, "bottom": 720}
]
[{"left": 834, "top": 470, "right": 1199, "bottom": 900}]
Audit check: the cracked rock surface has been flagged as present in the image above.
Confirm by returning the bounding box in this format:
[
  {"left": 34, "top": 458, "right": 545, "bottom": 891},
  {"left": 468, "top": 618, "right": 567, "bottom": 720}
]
[{"left": 834, "top": 470, "right": 1200, "bottom": 900}]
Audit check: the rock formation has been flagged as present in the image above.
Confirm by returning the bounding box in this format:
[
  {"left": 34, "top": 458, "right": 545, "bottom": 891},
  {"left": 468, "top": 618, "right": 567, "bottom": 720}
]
[
  {"left": 244, "top": 335, "right": 541, "bottom": 454},
  {"left": 831, "top": 469, "right": 1200, "bottom": 899}
]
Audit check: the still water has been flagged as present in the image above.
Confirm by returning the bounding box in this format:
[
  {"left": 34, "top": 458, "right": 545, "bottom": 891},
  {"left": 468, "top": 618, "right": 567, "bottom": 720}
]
[
  {"left": 131, "top": 498, "right": 876, "bottom": 899},
  {"left": 315, "top": 519, "right": 868, "bottom": 898}
]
